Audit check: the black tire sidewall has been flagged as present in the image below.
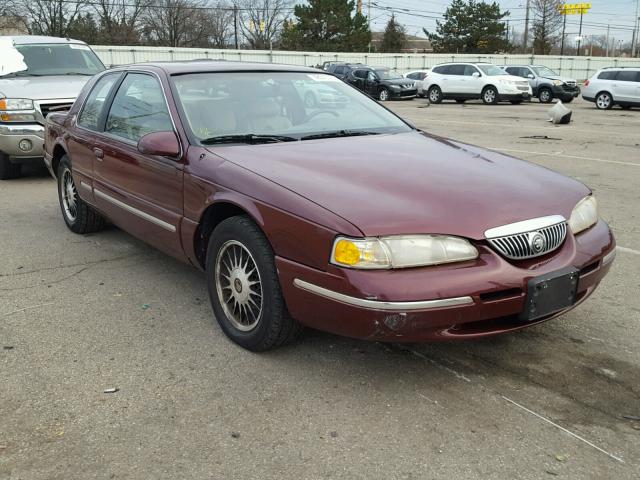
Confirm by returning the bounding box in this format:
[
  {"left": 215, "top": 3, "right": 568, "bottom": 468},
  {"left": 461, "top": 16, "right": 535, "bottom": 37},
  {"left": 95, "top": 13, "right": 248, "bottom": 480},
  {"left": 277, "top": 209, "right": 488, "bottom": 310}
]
[
  {"left": 428, "top": 86, "right": 442, "bottom": 103},
  {"left": 57, "top": 156, "right": 79, "bottom": 230},
  {"left": 205, "top": 216, "right": 286, "bottom": 351},
  {"left": 538, "top": 88, "right": 553, "bottom": 103}
]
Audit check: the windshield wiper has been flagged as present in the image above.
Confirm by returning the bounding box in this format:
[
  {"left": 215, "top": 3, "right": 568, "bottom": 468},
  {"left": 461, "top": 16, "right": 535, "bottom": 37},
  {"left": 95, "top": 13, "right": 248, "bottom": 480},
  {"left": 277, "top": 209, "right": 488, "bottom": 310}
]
[
  {"left": 62, "top": 72, "right": 95, "bottom": 76},
  {"left": 300, "top": 130, "right": 382, "bottom": 141},
  {"left": 200, "top": 134, "right": 298, "bottom": 145}
]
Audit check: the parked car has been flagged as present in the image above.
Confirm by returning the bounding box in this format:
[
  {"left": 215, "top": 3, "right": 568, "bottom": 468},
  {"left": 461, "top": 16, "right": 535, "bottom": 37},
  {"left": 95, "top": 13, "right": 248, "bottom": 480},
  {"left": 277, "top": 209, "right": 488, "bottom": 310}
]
[
  {"left": 423, "top": 62, "right": 532, "bottom": 104},
  {"left": 582, "top": 67, "right": 640, "bottom": 110},
  {"left": 347, "top": 66, "right": 417, "bottom": 101},
  {"left": 325, "top": 62, "right": 363, "bottom": 81},
  {"left": 0, "top": 35, "right": 105, "bottom": 179},
  {"left": 404, "top": 69, "right": 431, "bottom": 97},
  {"left": 45, "top": 61, "right": 615, "bottom": 351},
  {"left": 292, "top": 77, "right": 350, "bottom": 108},
  {"left": 502, "top": 65, "right": 580, "bottom": 103}
]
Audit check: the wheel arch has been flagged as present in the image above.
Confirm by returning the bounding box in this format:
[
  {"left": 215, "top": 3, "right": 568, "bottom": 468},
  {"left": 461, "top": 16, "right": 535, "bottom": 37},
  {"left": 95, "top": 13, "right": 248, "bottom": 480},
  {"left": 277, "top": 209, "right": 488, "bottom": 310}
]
[
  {"left": 51, "top": 143, "right": 68, "bottom": 178},
  {"left": 193, "top": 197, "right": 266, "bottom": 270},
  {"left": 482, "top": 84, "right": 498, "bottom": 93}
]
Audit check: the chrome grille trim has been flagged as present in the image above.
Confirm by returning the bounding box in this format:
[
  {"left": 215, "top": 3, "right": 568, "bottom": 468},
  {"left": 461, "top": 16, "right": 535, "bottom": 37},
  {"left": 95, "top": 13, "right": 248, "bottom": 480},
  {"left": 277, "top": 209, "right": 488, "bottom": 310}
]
[{"left": 485, "top": 215, "right": 567, "bottom": 260}]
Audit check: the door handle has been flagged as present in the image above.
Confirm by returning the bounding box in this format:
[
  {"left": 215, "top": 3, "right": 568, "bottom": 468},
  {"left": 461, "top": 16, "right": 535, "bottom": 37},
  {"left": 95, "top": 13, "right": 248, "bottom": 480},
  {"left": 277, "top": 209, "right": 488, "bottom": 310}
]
[{"left": 93, "top": 147, "right": 104, "bottom": 160}]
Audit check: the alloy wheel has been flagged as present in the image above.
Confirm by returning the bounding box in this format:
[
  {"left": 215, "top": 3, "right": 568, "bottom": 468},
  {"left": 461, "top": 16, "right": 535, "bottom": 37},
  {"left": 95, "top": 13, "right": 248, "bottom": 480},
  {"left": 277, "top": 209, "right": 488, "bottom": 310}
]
[
  {"left": 539, "top": 89, "right": 552, "bottom": 103},
  {"left": 484, "top": 89, "right": 496, "bottom": 103},
  {"left": 596, "top": 93, "right": 611, "bottom": 109},
  {"left": 215, "top": 240, "right": 263, "bottom": 332},
  {"left": 379, "top": 89, "right": 389, "bottom": 101},
  {"left": 429, "top": 88, "right": 440, "bottom": 103},
  {"left": 61, "top": 168, "right": 78, "bottom": 222}
]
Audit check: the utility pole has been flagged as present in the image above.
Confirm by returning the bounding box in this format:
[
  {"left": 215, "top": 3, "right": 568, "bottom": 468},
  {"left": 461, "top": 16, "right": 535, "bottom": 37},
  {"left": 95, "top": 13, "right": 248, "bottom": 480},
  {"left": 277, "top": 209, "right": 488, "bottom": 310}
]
[
  {"left": 605, "top": 24, "right": 610, "bottom": 57},
  {"left": 523, "top": 0, "right": 530, "bottom": 52},
  {"left": 632, "top": 0, "right": 640, "bottom": 57},
  {"left": 233, "top": 4, "right": 239, "bottom": 50},
  {"left": 576, "top": 8, "right": 584, "bottom": 56},
  {"left": 367, "top": 0, "right": 371, "bottom": 53},
  {"left": 560, "top": 13, "right": 567, "bottom": 55}
]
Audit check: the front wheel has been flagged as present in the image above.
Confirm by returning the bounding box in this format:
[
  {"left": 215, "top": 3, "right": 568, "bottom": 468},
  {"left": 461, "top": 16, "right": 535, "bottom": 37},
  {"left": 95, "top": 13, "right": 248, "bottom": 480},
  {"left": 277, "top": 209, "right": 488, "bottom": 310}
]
[
  {"left": 482, "top": 86, "right": 499, "bottom": 105},
  {"left": 206, "top": 216, "right": 302, "bottom": 351},
  {"left": 538, "top": 88, "right": 553, "bottom": 103},
  {"left": 0, "top": 153, "right": 21, "bottom": 180},
  {"left": 378, "top": 88, "right": 390, "bottom": 101},
  {"left": 57, "top": 156, "right": 105, "bottom": 234},
  {"left": 595, "top": 92, "right": 613, "bottom": 110},
  {"left": 427, "top": 86, "right": 443, "bottom": 104}
]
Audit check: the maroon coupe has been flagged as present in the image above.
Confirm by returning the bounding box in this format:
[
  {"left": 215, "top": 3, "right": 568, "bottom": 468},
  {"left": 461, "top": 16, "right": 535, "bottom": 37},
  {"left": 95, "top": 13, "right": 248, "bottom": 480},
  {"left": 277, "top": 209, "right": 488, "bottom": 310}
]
[{"left": 44, "top": 62, "right": 615, "bottom": 351}]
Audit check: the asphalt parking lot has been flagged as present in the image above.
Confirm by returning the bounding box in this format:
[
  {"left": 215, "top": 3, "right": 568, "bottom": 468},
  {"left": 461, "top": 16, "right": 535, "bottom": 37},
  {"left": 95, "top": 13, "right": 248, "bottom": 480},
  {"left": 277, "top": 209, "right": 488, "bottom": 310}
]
[{"left": 1, "top": 97, "right": 639, "bottom": 479}]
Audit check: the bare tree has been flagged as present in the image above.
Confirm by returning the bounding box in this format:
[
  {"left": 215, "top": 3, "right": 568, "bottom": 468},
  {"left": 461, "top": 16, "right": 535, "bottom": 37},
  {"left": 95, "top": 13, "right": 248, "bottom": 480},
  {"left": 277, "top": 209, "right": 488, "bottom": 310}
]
[
  {"left": 238, "top": 0, "right": 291, "bottom": 49},
  {"left": 4, "top": 0, "right": 84, "bottom": 37},
  {"left": 142, "top": 0, "right": 232, "bottom": 48},
  {"left": 531, "top": 0, "right": 563, "bottom": 54},
  {"left": 92, "top": 0, "right": 148, "bottom": 45}
]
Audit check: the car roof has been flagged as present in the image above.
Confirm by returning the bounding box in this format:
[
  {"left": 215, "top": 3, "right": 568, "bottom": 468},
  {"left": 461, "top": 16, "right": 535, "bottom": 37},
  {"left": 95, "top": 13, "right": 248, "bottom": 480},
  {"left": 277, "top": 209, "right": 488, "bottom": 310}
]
[
  {"left": 3, "top": 35, "right": 88, "bottom": 45},
  {"left": 600, "top": 66, "right": 640, "bottom": 71},
  {"left": 109, "top": 61, "right": 323, "bottom": 75},
  {"left": 434, "top": 62, "right": 494, "bottom": 66}
]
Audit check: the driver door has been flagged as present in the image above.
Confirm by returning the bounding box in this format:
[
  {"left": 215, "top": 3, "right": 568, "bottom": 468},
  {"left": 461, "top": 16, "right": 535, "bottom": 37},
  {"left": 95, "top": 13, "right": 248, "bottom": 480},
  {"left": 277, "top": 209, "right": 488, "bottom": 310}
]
[{"left": 93, "top": 72, "right": 185, "bottom": 259}]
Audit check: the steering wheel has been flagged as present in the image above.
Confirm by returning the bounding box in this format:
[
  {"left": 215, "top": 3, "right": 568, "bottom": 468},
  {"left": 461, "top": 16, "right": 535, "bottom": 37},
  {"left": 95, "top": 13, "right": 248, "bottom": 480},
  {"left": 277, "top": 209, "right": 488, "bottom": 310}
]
[{"left": 306, "top": 109, "right": 339, "bottom": 121}]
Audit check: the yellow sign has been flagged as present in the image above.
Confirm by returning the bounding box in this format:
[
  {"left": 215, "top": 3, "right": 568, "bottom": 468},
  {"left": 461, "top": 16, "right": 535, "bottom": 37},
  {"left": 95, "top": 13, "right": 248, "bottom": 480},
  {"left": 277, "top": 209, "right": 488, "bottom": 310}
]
[{"left": 559, "top": 3, "right": 591, "bottom": 15}]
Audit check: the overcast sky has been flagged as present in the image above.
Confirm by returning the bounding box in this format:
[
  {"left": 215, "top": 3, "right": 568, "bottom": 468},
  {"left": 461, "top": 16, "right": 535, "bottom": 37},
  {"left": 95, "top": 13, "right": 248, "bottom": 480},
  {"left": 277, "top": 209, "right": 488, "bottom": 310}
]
[{"left": 366, "top": 0, "right": 638, "bottom": 42}]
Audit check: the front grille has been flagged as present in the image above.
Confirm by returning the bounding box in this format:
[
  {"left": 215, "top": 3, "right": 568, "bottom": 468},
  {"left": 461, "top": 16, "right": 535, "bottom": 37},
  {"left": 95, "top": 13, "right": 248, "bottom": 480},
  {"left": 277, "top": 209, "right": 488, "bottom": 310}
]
[
  {"left": 517, "top": 86, "right": 530, "bottom": 91},
  {"left": 565, "top": 80, "right": 577, "bottom": 87},
  {"left": 515, "top": 81, "right": 530, "bottom": 87},
  {"left": 488, "top": 222, "right": 567, "bottom": 260},
  {"left": 37, "top": 102, "right": 73, "bottom": 118}
]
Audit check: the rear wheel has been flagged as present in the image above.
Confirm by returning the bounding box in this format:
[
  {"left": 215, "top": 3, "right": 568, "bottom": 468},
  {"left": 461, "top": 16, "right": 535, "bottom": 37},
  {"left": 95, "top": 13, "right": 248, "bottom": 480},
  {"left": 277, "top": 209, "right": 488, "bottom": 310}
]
[
  {"left": 538, "top": 88, "right": 553, "bottom": 103},
  {"left": 427, "top": 86, "right": 442, "bottom": 104},
  {"left": 595, "top": 91, "right": 613, "bottom": 110},
  {"left": 482, "top": 86, "right": 499, "bottom": 105},
  {"left": 0, "top": 153, "right": 21, "bottom": 180},
  {"left": 206, "top": 216, "right": 302, "bottom": 351},
  {"left": 57, "top": 155, "right": 105, "bottom": 234}
]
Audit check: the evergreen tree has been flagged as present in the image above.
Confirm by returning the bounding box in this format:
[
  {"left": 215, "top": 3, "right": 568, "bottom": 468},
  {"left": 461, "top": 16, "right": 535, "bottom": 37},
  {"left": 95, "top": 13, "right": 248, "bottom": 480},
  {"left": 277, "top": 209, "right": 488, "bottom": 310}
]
[
  {"left": 280, "top": 0, "right": 371, "bottom": 52},
  {"left": 532, "top": 0, "right": 563, "bottom": 54},
  {"left": 380, "top": 14, "right": 407, "bottom": 52},
  {"left": 425, "top": 0, "right": 511, "bottom": 53}
]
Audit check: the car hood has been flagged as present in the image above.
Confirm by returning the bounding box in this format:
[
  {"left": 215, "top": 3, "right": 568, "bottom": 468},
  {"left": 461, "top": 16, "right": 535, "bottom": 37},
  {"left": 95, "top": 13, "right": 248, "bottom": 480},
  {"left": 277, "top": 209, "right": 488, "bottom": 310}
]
[
  {"left": 383, "top": 78, "right": 414, "bottom": 86},
  {"left": 207, "top": 132, "right": 589, "bottom": 239},
  {"left": 494, "top": 74, "right": 525, "bottom": 82},
  {"left": 542, "top": 75, "right": 577, "bottom": 83},
  {"left": 0, "top": 75, "right": 92, "bottom": 100}
]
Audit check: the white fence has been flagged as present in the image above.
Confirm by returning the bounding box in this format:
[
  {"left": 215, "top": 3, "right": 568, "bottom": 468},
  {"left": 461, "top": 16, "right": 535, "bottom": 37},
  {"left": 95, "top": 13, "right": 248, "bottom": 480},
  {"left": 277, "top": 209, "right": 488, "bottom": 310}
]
[{"left": 92, "top": 45, "right": 640, "bottom": 81}]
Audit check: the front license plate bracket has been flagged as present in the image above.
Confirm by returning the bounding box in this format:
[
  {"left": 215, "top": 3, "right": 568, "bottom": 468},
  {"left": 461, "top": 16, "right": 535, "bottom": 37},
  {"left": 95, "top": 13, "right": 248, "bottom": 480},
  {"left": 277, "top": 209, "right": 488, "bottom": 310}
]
[{"left": 520, "top": 266, "right": 580, "bottom": 321}]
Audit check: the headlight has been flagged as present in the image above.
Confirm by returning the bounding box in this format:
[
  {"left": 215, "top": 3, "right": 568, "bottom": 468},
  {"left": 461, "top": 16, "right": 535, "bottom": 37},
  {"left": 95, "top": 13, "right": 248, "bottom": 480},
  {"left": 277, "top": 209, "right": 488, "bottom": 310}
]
[
  {"left": 0, "top": 98, "right": 36, "bottom": 122},
  {"left": 568, "top": 196, "right": 598, "bottom": 234},
  {"left": 552, "top": 79, "right": 563, "bottom": 86},
  {"left": 331, "top": 235, "right": 478, "bottom": 269}
]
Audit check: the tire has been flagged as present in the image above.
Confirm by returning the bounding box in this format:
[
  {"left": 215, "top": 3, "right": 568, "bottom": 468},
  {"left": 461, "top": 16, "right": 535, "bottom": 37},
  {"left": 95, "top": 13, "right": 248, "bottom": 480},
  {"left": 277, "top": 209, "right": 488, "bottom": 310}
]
[
  {"left": 304, "top": 92, "right": 317, "bottom": 108},
  {"left": 427, "top": 86, "right": 442, "bottom": 104},
  {"left": 455, "top": 99, "right": 466, "bottom": 104},
  {"left": 0, "top": 152, "right": 21, "bottom": 180},
  {"left": 482, "top": 86, "right": 498, "bottom": 105},
  {"left": 378, "top": 88, "right": 390, "bottom": 101},
  {"left": 537, "top": 88, "right": 553, "bottom": 103},
  {"left": 510, "top": 100, "right": 523, "bottom": 105},
  {"left": 595, "top": 91, "right": 613, "bottom": 110},
  {"left": 57, "top": 155, "right": 105, "bottom": 234},
  {"left": 205, "top": 215, "right": 302, "bottom": 351}
]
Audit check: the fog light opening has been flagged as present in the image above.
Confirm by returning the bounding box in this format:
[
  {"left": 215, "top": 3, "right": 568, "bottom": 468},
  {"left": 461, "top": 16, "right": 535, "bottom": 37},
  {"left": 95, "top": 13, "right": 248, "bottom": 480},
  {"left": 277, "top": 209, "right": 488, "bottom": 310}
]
[{"left": 18, "top": 139, "right": 33, "bottom": 152}]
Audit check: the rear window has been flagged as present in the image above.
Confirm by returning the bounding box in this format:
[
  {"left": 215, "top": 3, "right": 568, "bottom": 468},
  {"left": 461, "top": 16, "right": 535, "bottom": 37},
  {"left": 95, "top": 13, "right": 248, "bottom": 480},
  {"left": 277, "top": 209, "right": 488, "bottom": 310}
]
[{"left": 598, "top": 71, "right": 617, "bottom": 80}]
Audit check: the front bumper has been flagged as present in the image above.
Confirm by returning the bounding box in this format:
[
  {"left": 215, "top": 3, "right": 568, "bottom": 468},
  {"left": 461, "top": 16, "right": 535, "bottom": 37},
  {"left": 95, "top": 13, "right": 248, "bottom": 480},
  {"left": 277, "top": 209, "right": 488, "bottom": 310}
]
[
  {"left": 552, "top": 85, "right": 580, "bottom": 99},
  {"left": 277, "top": 219, "right": 615, "bottom": 342},
  {"left": 0, "top": 122, "right": 45, "bottom": 161},
  {"left": 390, "top": 89, "right": 418, "bottom": 99}
]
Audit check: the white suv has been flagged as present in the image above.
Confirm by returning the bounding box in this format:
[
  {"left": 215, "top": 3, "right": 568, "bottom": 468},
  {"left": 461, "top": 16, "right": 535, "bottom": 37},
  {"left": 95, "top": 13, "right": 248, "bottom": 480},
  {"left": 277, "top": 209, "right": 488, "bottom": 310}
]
[
  {"left": 423, "top": 62, "right": 532, "bottom": 105},
  {"left": 582, "top": 67, "right": 640, "bottom": 110}
]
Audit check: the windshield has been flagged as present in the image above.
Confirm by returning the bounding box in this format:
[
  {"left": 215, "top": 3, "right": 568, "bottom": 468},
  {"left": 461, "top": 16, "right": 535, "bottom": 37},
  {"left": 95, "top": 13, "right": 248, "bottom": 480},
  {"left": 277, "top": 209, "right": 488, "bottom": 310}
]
[
  {"left": 3, "top": 43, "right": 105, "bottom": 77},
  {"left": 532, "top": 66, "right": 559, "bottom": 77},
  {"left": 477, "top": 65, "right": 505, "bottom": 76},
  {"left": 376, "top": 69, "right": 403, "bottom": 80},
  {"left": 172, "top": 72, "right": 412, "bottom": 143}
]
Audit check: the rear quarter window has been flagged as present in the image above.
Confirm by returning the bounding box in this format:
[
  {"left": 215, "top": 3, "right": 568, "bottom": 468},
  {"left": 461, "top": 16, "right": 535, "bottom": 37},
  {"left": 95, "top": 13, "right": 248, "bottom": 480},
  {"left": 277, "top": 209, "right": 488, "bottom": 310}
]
[
  {"left": 597, "top": 71, "right": 617, "bottom": 80},
  {"left": 432, "top": 65, "right": 448, "bottom": 74}
]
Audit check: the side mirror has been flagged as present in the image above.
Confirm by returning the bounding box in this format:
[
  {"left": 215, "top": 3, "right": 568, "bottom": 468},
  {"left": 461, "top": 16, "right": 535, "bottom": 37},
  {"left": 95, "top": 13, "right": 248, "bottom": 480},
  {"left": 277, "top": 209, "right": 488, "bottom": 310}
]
[
  {"left": 527, "top": 73, "right": 535, "bottom": 79},
  {"left": 472, "top": 72, "right": 480, "bottom": 78},
  {"left": 137, "top": 131, "right": 180, "bottom": 157}
]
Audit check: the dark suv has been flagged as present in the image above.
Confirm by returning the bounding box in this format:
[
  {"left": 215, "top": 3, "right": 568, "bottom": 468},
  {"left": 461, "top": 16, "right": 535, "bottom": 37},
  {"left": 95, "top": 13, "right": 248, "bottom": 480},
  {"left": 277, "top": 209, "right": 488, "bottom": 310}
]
[
  {"left": 347, "top": 66, "right": 417, "bottom": 101},
  {"left": 325, "top": 63, "right": 363, "bottom": 80}
]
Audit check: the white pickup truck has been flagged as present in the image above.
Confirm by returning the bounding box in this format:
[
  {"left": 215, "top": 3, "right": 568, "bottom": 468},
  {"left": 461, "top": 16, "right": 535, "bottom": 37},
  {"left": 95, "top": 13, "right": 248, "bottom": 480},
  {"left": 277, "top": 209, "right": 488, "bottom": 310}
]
[{"left": 0, "top": 35, "right": 105, "bottom": 179}]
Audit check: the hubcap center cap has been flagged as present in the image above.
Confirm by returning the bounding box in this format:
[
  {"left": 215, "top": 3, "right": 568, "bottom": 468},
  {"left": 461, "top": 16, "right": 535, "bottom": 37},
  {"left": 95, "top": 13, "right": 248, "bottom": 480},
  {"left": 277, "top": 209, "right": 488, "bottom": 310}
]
[{"left": 234, "top": 278, "right": 243, "bottom": 293}]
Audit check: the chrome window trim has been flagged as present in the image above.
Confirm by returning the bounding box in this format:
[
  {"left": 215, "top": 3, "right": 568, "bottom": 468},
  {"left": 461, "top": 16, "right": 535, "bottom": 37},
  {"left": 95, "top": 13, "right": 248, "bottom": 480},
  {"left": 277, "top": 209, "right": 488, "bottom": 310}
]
[
  {"left": 484, "top": 215, "right": 566, "bottom": 239},
  {"left": 293, "top": 279, "right": 474, "bottom": 311},
  {"left": 79, "top": 181, "right": 92, "bottom": 192},
  {"left": 94, "top": 188, "right": 176, "bottom": 232}
]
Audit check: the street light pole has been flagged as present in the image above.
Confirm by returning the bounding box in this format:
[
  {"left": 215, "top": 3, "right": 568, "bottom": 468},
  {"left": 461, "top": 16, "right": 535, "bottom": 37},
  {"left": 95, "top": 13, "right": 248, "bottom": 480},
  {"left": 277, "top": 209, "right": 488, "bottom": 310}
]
[
  {"left": 560, "top": 13, "right": 567, "bottom": 55},
  {"left": 632, "top": 0, "right": 640, "bottom": 57},
  {"left": 576, "top": 9, "right": 584, "bottom": 56},
  {"left": 523, "top": 0, "right": 531, "bottom": 52}
]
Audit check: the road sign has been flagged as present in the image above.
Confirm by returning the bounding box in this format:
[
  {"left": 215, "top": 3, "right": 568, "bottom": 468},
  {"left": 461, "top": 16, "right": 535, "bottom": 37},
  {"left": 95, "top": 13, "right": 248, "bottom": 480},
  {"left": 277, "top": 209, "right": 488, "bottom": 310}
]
[{"left": 559, "top": 3, "right": 591, "bottom": 15}]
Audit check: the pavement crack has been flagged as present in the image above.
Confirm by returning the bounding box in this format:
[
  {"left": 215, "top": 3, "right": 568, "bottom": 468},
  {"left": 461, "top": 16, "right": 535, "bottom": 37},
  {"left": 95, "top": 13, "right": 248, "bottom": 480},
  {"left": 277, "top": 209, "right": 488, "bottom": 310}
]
[{"left": 0, "top": 253, "right": 144, "bottom": 278}]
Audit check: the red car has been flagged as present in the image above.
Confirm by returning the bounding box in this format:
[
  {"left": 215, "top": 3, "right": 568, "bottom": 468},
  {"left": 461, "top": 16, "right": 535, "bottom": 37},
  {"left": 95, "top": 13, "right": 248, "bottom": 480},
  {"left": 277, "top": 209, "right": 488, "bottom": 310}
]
[{"left": 44, "top": 62, "right": 615, "bottom": 351}]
